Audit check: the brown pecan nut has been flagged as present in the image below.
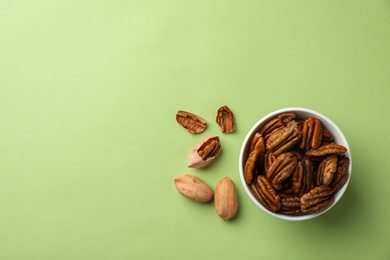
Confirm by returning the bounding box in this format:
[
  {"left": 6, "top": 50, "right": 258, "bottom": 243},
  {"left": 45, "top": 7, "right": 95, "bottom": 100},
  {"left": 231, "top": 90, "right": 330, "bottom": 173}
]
[
  {"left": 330, "top": 156, "right": 350, "bottom": 193},
  {"left": 305, "top": 143, "right": 347, "bottom": 157},
  {"left": 176, "top": 110, "right": 207, "bottom": 134},
  {"left": 244, "top": 133, "right": 265, "bottom": 184},
  {"left": 258, "top": 117, "right": 284, "bottom": 140},
  {"left": 301, "top": 185, "right": 334, "bottom": 214},
  {"left": 322, "top": 129, "right": 334, "bottom": 145},
  {"left": 299, "top": 117, "right": 323, "bottom": 151},
  {"left": 266, "top": 121, "right": 302, "bottom": 156},
  {"left": 250, "top": 175, "right": 281, "bottom": 212},
  {"left": 264, "top": 152, "right": 277, "bottom": 173},
  {"left": 279, "top": 195, "right": 303, "bottom": 216},
  {"left": 277, "top": 112, "right": 297, "bottom": 124},
  {"left": 216, "top": 105, "right": 235, "bottom": 134},
  {"left": 291, "top": 159, "right": 314, "bottom": 195},
  {"left": 316, "top": 155, "right": 338, "bottom": 186},
  {"left": 266, "top": 152, "right": 297, "bottom": 189}
]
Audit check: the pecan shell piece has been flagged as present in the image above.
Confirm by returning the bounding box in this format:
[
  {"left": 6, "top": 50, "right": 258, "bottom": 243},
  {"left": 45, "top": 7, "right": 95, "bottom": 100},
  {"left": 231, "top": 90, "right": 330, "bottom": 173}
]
[
  {"left": 176, "top": 110, "right": 207, "bottom": 134},
  {"left": 266, "top": 121, "right": 302, "bottom": 156},
  {"left": 188, "top": 136, "right": 221, "bottom": 168},
  {"left": 250, "top": 175, "right": 281, "bottom": 212},
  {"left": 244, "top": 133, "right": 265, "bottom": 184},
  {"left": 305, "top": 143, "right": 347, "bottom": 157},
  {"left": 330, "top": 156, "right": 350, "bottom": 193},
  {"left": 216, "top": 105, "right": 235, "bottom": 134},
  {"left": 300, "top": 185, "right": 334, "bottom": 214}
]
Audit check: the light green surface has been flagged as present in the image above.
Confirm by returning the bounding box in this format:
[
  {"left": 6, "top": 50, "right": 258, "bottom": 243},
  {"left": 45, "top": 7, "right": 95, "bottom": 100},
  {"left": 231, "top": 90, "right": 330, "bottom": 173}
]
[{"left": 1, "top": 1, "right": 390, "bottom": 259}]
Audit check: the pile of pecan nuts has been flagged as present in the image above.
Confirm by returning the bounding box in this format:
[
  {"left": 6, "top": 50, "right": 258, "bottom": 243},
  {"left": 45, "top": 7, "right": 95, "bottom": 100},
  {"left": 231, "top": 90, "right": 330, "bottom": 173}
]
[{"left": 244, "top": 112, "right": 350, "bottom": 216}]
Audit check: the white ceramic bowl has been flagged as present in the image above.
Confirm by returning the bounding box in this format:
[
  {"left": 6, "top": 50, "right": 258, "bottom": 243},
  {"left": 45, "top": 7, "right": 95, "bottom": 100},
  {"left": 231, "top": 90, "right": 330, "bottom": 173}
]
[{"left": 239, "top": 107, "right": 352, "bottom": 221}]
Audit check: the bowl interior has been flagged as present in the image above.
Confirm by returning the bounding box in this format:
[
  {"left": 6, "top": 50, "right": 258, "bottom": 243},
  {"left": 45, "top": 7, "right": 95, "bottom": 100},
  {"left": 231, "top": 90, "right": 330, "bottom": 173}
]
[{"left": 239, "top": 107, "right": 352, "bottom": 221}]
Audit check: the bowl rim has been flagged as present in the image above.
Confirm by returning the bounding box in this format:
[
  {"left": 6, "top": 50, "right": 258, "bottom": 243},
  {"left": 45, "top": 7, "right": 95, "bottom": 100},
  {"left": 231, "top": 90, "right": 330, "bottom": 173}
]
[{"left": 238, "top": 107, "right": 352, "bottom": 221}]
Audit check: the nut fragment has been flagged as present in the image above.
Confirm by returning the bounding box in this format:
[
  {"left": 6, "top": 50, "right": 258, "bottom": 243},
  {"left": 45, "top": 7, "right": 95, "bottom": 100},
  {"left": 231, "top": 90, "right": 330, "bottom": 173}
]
[
  {"left": 188, "top": 136, "right": 221, "bottom": 168},
  {"left": 216, "top": 106, "right": 235, "bottom": 134},
  {"left": 176, "top": 110, "right": 207, "bottom": 134},
  {"left": 300, "top": 185, "right": 334, "bottom": 214},
  {"left": 214, "top": 177, "right": 239, "bottom": 221},
  {"left": 174, "top": 174, "right": 214, "bottom": 202}
]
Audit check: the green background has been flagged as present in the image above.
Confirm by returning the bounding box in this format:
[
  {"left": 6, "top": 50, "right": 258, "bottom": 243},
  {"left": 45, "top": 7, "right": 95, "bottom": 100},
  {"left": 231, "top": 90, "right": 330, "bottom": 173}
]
[{"left": 1, "top": 0, "right": 390, "bottom": 259}]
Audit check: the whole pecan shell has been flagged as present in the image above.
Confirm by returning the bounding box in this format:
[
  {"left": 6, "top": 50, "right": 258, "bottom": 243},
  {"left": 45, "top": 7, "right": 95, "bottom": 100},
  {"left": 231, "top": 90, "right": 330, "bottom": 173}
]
[
  {"left": 301, "top": 185, "right": 334, "bottom": 214},
  {"left": 176, "top": 110, "right": 207, "bottom": 134}
]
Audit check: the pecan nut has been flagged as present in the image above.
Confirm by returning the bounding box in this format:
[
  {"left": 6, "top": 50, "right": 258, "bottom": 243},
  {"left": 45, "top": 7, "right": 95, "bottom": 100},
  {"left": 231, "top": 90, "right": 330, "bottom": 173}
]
[
  {"left": 279, "top": 195, "right": 303, "bottom": 216},
  {"left": 299, "top": 117, "right": 323, "bottom": 151},
  {"left": 250, "top": 175, "right": 281, "bottom": 212},
  {"left": 266, "top": 152, "right": 297, "bottom": 189},
  {"left": 216, "top": 106, "right": 235, "bottom": 134},
  {"left": 305, "top": 143, "right": 347, "bottom": 157},
  {"left": 176, "top": 110, "right": 207, "bottom": 134},
  {"left": 330, "top": 156, "right": 350, "bottom": 193},
  {"left": 266, "top": 121, "right": 302, "bottom": 156},
  {"left": 188, "top": 136, "right": 221, "bottom": 168},
  {"left": 300, "top": 185, "right": 334, "bottom": 214},
  {"left": 291, "top": 158, "right": 314, "bottom": 195},
  {"left": 316, "top": 155, "right": 338, "bottom": 186},
  {"left": 244, "top": 133, "right": 265, "bottom": 184}
]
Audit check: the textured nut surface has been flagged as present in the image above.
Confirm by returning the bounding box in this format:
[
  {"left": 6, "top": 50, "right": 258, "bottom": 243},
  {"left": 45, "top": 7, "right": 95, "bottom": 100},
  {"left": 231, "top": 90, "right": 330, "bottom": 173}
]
[
  {"left": 300, "top": 185, "right": 334, "bottom": 213},
  {"left": 299, "top": 117, "right": 323, "bottom": 151},
  {"left": 250, "top": 175, "right": 281, "bottom": 212},
  {"left": 330, "top": 156, "right": 350, "bottom": 193},
  {"left": 188, "top": 136, "right": 221, "bottom": 168},
  {"left": 244, "top": 133, "right": 265, "bottom": 184},
  {"left": 266, "top": 121, "right": 301, "bottom": 156},
  {"left": 266, "top": 152, "right": 297, "bottom": 189},
  {"left": 174, "top": 174, "right": 214, "bottom": 202},
  {"left": 176, "top": 110, "right": 207, "bottom": 134},
  {"left": 214, "top": 177, "right": 239, "bottom": 221},
  {"left": 216, "top": 106, "right": 235, "bottom": 134},
  {"left": 306, "top": 143, "right": 347, "bottom": 157},
  {"left": 316, "top": 155, "right": 338, "bottom": 186}
]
